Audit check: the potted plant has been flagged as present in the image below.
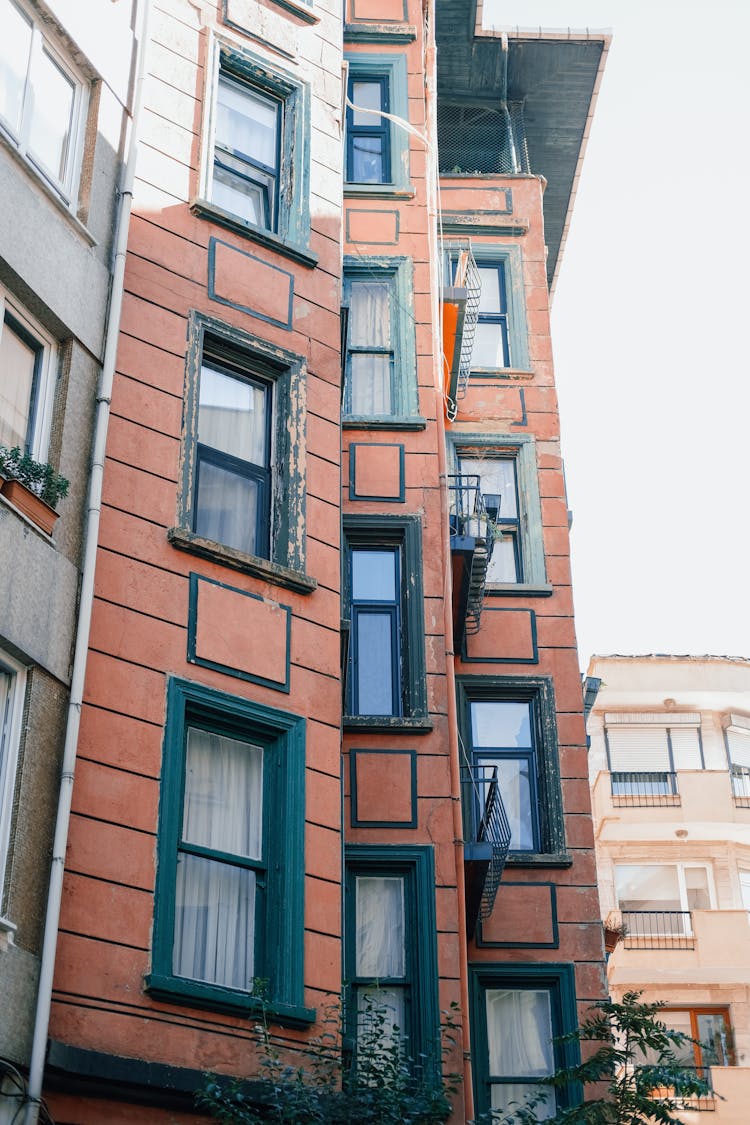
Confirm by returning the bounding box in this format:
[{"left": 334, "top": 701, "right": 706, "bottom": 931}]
[{"left": 0, "top": 445, "right": 69, "bottom": 535}]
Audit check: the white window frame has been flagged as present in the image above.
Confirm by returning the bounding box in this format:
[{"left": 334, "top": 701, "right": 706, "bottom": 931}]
[
  {"left": 0, "top": 286, "right": 57, "bottom": 459},
  {"left": 0, "top": 650, "right": 27, "bottom": 897},
  {"left": 0, "top": 0, "right": 88, "bottom": 203},
  {"left": 615, "top": 861, "right": 716, "bottom": 936}
]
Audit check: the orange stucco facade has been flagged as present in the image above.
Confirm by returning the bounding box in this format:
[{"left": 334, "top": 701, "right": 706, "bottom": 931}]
[{"left": 24, "top": 1, "right": 609, "bottom": 1121}]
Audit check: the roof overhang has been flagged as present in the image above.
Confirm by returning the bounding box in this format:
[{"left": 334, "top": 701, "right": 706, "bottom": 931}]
[{"left": 436, "top": 0, "right": 610, "bottom": 292}]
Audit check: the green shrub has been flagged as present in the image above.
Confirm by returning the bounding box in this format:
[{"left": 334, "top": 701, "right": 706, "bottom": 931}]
[{"left": 0, "top": 445, "right": 69, "bottom": 509}]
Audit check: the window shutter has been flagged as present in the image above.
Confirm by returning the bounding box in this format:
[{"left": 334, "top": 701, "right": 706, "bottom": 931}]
[
  {"left": 669, "top": 727, "right": 702, "bottom": 770},
  {"left": 727, "top": 728, "right": 750, "bottom": 768},
  {"left": 607, "top": 726, "right": 670, "bottom": 772}
]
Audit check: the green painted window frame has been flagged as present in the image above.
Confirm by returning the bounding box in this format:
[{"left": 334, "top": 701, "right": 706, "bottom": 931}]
[
  {"left": 343, "top": 515, "right": 428, "bottom": 731},
  {"left": 171, "top": 311, "right": 312, "bottom": 593},
  {"left": 193, "top": 39, "right": 314, "bottom": 268},
  {"left": 345, "top": 845, "right": 441, "bottom": 1080},
  {"left": 343, "top": 256, "right": 418, "bottom": 424},
  {"left": 470, "top": 244, "right": 530, "bottom": 374},
  {"left": 469, "top": 963, "right": 580, "bottom": 1120},
  {"left": 147, "top": 676, "right": 313, "bottom": 1027},
  {"left": 447, "top": 432, "right": 547, "bottom": 594},
  {"left": 457, "top": 676, "right": 568, "bottom": 864},
  {"left": 344, "top": 53, "right": 410, "bottom": 194}
]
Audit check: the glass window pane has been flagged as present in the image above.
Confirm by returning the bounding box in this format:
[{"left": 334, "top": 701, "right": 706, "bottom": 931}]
[
  {"left": 0, "top": 0, "right": 32, "bottom": 133},
  {"left": 349, "top": 281, "right": 390, "bottom": 347},
  {"left": 352, "top": 549, "right": 396, "bottom": 601},
  {"left": 478, "top": 267, "right": 502, "bottom": 313},
  {"left": 0, "top": 317, "right": 37, "bottom": 449},
  {"left": 216, "top": 75, "right": 278, "bottom": 169},
  {"left": 212, "top": 163, "right": 268, "bottom": 226},
  {"left": 194, "top": 459, "right": 260, "bottom": 557},
  {"left": 351, "top": 135, "right": 384, "bottom": 183},
  {"left": 173, "top": 852, "right": 256, "bottom": 990},
  {"left": 356, "top": 612, "right": 395, "bottom": 715},
  {"left": 685, "top": 867, "right": 710, "bottom": 910},
  {"left": 459, "top": 457, "right": 517, "bottom": 519},
  {"left": 350, "top": 354, "right": 392, "bottom": 415},
  {"left": 351, "top": 80, "right": 382, "bottom": 125},
  {"left": 183, "top": 728, "right": 263, "bottom": 859},
  {"left": 357, "top": 986, "right": 405, "bottom": 1050},
  {"left": 480, "top": 756, "right": 533, "bottom": 850},
  {"left": 615, "top": 865, "right": 681, "bottom": 912},
  {"left": 472, "top": 321, "right": 507, "bottom": 367},
  {"left": 491, "top": 1084, "right": 555, "bottom": 1121},
  {"left": 355, "top": 875, "right": 405, "bottom": 977},
  {"left": 471, "top": 701, "right": 531, "bottom": 748},
  {"left": 697, "top": 1013, "right": 730, "bottom": 1066},
  {"left": 487, "top": 535, "right": 519, "bottom": 583},
  {"left": 486, "top": 989, "right": 554, "bottom": 1076},
  {"left": 27, "top": 48, "right": 75, "bottom": 181},
  {"left": 198, "top": 363, "right": 268, "bottom": 465}
]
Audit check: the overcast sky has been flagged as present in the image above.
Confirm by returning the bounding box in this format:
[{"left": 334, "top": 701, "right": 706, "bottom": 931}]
[{"left": 485, "top": 0, "right": 750, "bottom": 667}]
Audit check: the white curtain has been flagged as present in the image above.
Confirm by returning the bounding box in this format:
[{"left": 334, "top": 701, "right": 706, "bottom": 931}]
[
  {"left": 348, "top": 281, "right": 391, "bottom": 414},
  {"left": 0, "top": 318, "right": 36, "bottom": 449},
  {"left": 486, "top": 989, "right": 553, "bottom": 1077},
  {"left": 198, "top": 363, "right": 267, "bottom": 464},
  {"left": 355, "top": 875, "right": 404, "bottom": 977},
  {"left": 173, "top": 729, "right": 263, "bottom": 990}
]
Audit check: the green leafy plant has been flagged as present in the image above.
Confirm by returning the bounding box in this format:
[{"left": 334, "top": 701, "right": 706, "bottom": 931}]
[
  {"left": 197, "top": 990, "right": 462, "bottom": 1125},
  {"left": 0, "top": 445, "right": 69, "bottom": 509},
  {"left": 486, "top": 991, "right": 716, "bottom": 1125}
]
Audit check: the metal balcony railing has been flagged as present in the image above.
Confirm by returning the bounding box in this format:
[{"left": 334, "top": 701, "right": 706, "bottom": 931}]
[
  {"left": 611, "top": 771, "right": 680, "bottom": 807},
  {"left": 636, "top": 1065, "right": 715, "bottom": 1111},
  {"left": 731, "top": 764, "right": 750, "bottom": 807},
  {"left": 448, "top": 474, "right": 497, "bottom": 636},
  {"left": 461, "top": 763, "right": 512, "bottom": 922},
  {"left": 622, "top": 910, "right": 695, "bottom": 950}
]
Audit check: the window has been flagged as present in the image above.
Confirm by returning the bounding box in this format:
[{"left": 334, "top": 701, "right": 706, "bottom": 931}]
[
  {"left": 449, "top": 435, "right": 546, "bottom": 591},
  {"left": 457, "top": 677, "right": 566, "bottom": 860},
  {"left": 345, "top": 846, "right": 440, "bottom": 1077},
  {"left": 343, "top": 257, "right": 418, "bottom": 423},
  {"left": 604, "top": 715, "right": 703, "bottom": 802},
  {"left": 725, "top": 715, "right": 750, "bottom": 802},
  {"left": 0, "top": 0, "right": 86, "bottom": 199},
  {"left": 344, "top": 54, "right": 409, "bottom": 193},
  {"left": 148, "top": 677, "right": 311, "bottom": 1024},
  {"left": 470, "top": 965, "right": 579, "bottom": 1122},
  {"left": 0, "top": 651, "right": 25, "bottom": 898},
  {"left": 467, "top": 246, "right": 530, "bottom": 373},
  {"left": 615, "top": 863, "right": 713, "bottom": 942},
  {"left": 0, "top": 288, "right": 56, "bottom": 458},
  {"left": 642, "top": 1008, "right": 734, "bottom": 1070},
  {"left": 173, "top": 313, "right": 309, "bottom": 587},
  {"left": 346, "top": 75, "right": 390, "bottom": 184},
  {"left": 343, "top": 516, "right": 427, "bottom": 728},
  {"left": 198, "top": 43, "right": 311, "bottom": 259}
]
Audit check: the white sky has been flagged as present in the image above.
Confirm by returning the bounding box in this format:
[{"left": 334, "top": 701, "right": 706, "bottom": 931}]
[{"left": 485, "top": 0, "right": 750, "bottom": 667}]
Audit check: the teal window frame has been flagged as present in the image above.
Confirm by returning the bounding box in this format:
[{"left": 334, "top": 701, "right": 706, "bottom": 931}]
[
  {"left": 194, "top": 41, "right": 313, "bottom": 267},
  {"left": 344, "top": 53, "right": 410, "bottom": 193},
  {"left": 345, "top": 845, "right": 441, "bottom": 1080},
  {"left": 172, "top": 311, "right": 311, "bottom": 594},
  {"left": 147, "top": 676, "right": 313, "bottom": 1027},
  {"left": 447, "top": 433, "right": 547, "bottom": 593},
  {"left": 470, "top": 244, "right": 530, "bottom": 374},
  {"left": 469, "top": 963, "right": 580, "bottom": 1120},
  {"left": 343, "top": 516, "right": 428, "bottom": 731},
  {"left": 342, "top": 256, "right": 418, "bottom": 424},
  {"left": 457, "top": 676, "right": 568, "bottom": 865}
]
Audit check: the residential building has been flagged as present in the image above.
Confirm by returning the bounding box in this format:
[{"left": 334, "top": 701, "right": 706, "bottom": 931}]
[
  {"left": 2, "top": 0, "right": 608, "bottom": 1121},
  {"left": 0, "top": 0, "right": 137, "bottom": 1108},
  {"left": 587, "top": 654, "right": 750, "bottom": 1124}
]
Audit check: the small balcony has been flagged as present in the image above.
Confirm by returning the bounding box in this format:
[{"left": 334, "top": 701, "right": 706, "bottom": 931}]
[
  {"left": 621, "top": 910, "right": 696, "bottom": 950},
  {"left": 611, "top": 770, "right": 680, "bottom": 807},
  {"left": 461, "top": 763, "right": 512, "bottom": 939},
  {"left": 730, "top": 764, "right": 750, "bottom": 807},
  {"left": 637, "top": 1066, "right": 716, "bottom": 1113},
  {"left": 448, "top": 474, "right": 498, "bottom": 648}
]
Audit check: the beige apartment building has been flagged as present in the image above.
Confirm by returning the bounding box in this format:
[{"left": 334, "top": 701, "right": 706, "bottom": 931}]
[{"left": 586, "top": 654, "right": 750, "bottom": 1123}]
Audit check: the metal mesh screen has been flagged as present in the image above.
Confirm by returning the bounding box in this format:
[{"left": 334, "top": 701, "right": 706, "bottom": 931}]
[{"left": 437, "top": 101, "right": 529, "bottom": 175}]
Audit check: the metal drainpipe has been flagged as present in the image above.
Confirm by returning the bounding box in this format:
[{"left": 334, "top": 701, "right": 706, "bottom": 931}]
[
  {"left": 23, "top": 2, "right": 153, "bottom": 1121},
  {"left": 422, "top": 5, "right": 476, "bottom": 1118}
]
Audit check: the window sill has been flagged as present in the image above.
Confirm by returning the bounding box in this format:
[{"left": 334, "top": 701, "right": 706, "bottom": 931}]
[
  {"left": 470, "top": 368, "right": 534, "bottom": 381},
  {"left": 343, "top": 715, "right": 433, "bottom": 734},
  {"left": 344, "top": 185, "right": 415, "bottom": 200},
  {"left": 485, "top": 583, "right": 554, "bottom": 598},
  {"left": 0, "top": 130, "right": 96, "bottom": 247},
  {"left": 343, "top": 415, "right": 426, "bottom": 431},
  {"left": 145, "top": 973, "right": 316, "bottom": 1028},
  {"left": 344, "top": 22, "right": 417, "bottom": 42},
  {"left": 505, "top": 852, "right": 573, "bottom": 868},
  {"left": 191, "top": 198, "right": 318, "bottom": 269},
  {"left": 168, "top": 527, "right": 316, "bottom": 595}
]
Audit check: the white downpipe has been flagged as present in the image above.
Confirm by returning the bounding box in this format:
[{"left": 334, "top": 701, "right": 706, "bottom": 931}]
[{"left": 23, "top": 2, "right": 153, "bottom": 1121}]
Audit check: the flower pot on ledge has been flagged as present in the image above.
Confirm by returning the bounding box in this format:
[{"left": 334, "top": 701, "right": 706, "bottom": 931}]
[{"left": 1, "top": 477, "right": 60, "bottom": 535}]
